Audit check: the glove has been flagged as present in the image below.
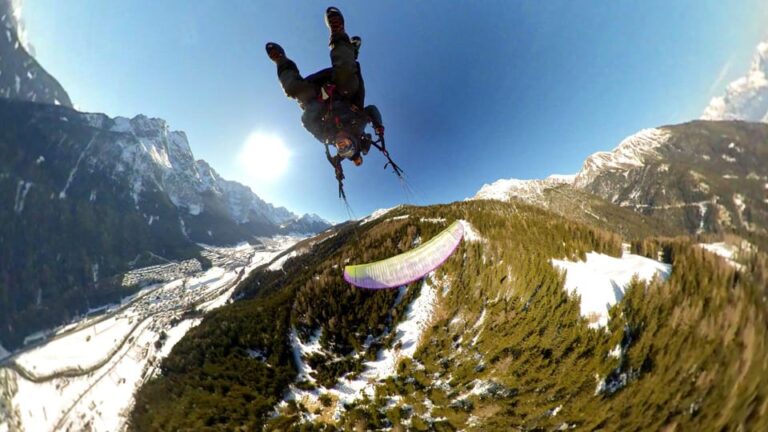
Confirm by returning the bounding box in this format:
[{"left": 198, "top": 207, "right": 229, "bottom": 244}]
[{"left": 374, "top": 125, "right": 385, "bottom": 137}]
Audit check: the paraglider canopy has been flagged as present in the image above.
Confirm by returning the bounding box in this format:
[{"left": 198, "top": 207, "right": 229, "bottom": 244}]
[{"left": 344, "top": 220, "right": 464, "bottom": 289}]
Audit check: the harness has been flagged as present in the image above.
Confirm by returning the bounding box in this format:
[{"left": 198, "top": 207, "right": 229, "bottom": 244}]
[{"left": 318, "top": 84, "right": 403, "bottom": 200}]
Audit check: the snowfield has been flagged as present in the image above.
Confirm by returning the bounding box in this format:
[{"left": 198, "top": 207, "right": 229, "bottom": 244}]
[
  {"left": 0, "top": 237, "right": 302, "bottom": 432},
  {"left": 552, "top": 252, "right": 672, "bottom": 328},
  {"left": 15, "top": 315, "right": 135, "bottom": 375}
]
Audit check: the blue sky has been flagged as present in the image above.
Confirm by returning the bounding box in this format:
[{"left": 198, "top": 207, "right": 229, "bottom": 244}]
[{"left": 23, "top": 1, "right": 768, "bottom": 222}]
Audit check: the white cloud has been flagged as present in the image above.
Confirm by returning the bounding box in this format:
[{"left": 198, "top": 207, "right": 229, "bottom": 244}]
[{"left": 702, "top": 40, "right": 768, "bottom": 122}]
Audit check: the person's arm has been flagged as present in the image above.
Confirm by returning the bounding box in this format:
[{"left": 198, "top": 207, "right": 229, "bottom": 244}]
[{"left": 365, "top": 105, "right": 384, "bottom": 136}]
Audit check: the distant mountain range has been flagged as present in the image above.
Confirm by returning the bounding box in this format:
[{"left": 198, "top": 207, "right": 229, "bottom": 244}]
[
  {"left": 471, "top": 122, "right": 768, "bottom": 250},
  {"left": 0, "top": 3, "right": 330, "bottom": 349}
]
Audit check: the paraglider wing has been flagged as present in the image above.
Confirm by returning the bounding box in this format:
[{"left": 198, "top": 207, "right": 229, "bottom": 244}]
[{"left": 344, "top": 220, "right": 464, "bottom": 289}]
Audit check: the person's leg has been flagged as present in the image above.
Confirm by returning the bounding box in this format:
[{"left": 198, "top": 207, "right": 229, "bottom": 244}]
[
  {"left": 325, "top": 8, "right": 359, "bottom": 99},
  {"left": 330, "top": 39, "right": 359, "bottom": 100},
  {"left": 266, "top": 43, "right": 317, "bottom": 105},
  {"left": 276, "top": 60, "right": 317, "bottom": 105}
]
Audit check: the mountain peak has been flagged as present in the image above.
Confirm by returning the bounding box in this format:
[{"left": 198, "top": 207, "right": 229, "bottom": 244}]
[
  {"left": 470, "top": 175, "right": 574, "bottom": 203},
  {"left": 574, "top": 128, "right": 671, "bottom": 188},
  {"left": 0, "top": 0, "right": 73, "bottom": 107}
]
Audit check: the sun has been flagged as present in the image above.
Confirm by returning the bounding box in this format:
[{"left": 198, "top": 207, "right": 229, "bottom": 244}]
[{"left": 238, "top": 132, "right": 290, "bottom": 181}]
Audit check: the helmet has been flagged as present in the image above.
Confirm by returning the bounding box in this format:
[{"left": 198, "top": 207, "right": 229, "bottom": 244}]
[{"left": 334, "top": 131, "right": 357, "bottom": 159}]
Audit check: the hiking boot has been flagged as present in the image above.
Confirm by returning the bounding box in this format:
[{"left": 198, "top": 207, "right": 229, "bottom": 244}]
[
  {"left": 325, "top": 7, "right": 345, "bottom": 36},
  {"left": 265, "top": 42, "right": 285, "bottom": 63}
]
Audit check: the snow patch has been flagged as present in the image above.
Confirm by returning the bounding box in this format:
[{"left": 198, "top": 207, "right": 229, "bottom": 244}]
[
  {"left": 420, "top": 217, "right": 447, "bottom": 223},
  {"left": 186, "top": 203, "right": 202, "bottom": 215},
  {"left": 283, "top": 277, "right": 440, "bottom": 419},
  {"left": 334, "top": 277, "right": 438, "bottom": 406},
  {"left": 360, "top": 206, "right": 400, "bottom": 225},
  {"left": 608, "top": 344, "right": 622, "bottom": 359},
  {"left": 13, "top": 180, "right": 32, "bottom": 214},
  {"left": 552, "top": 252, "right": 672, "bottom": 328},
  {"left": 35, "top": 156, "right": 45, "bottom": 164},
  {"left": 698, "top": 242, "right": 746, "bottom": 270},
  {"left": 696, "top": 202, "right": 708, "bottom": 234},
  {"left": 59, "top": 134, "right": 98, "bottom": 199},
  {"left": 459, "top": 219, "right": 484, "bottom": 242},
  {"left": 268, "top": 250, "right": 299, "bottom": 271}
]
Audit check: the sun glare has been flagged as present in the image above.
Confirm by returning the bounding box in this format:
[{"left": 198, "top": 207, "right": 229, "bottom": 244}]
[{"left": 238, "top": 132, "right": 290, "bottom": 181}]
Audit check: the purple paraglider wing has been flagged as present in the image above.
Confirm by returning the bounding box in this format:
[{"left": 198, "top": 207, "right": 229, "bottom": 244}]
[{"left": 344, "top": 220, "right": 464, "bottom": 289}]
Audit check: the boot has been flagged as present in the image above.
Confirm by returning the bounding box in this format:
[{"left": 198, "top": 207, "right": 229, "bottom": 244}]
[
  {"left": 325, "top": 7, "right": 348, "bottom": 44},
  {"left": 325, "top": 7, "right": 345, "bottom": 35},
  {"left": 265, "top": 42, "right": 285, "bottom": 63}
]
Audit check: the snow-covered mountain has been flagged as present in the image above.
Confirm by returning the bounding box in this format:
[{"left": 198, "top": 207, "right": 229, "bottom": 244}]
[
  {"left": 702, "top": 40, "right": 768, "bottom": 122},
  {"left": 470, "top": 128, "right": 672, "bottom": 204},
  {"left": 82, "top": 112, "right": 308, "bottom": 229},
  {"left": 0, "top": 6, "right": 330, "bottom": 349},
  {"left": 573, "top": 128, "right": 671, "bottom": 188},
  {"left": 0, "top": 0, "right": 72, "bottom": 107},
  {"left": 472, "top": 174, "right": 575, "bottom": 204},
  {"left": 471, "top": 122, "right": 768, "bottom": 247},
  {"left": 0, "top": 99, "right": 332, "bottom": 348}
]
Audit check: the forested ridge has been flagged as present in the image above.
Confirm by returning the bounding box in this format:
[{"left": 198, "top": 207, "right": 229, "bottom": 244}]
[{"left": 130, "top": 200, "right": 768, "bottom": 431}]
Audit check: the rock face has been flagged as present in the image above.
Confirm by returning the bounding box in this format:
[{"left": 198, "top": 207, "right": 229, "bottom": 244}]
[
  {"left": 0, "top": 1, "right": 73, "bottom": 107},
  {"left": 573, "top": 128, "right": 672, "bottom": 189},
  {"left": 472, "top": 121, "right": 768, "bottom": 247},
  {"left": 575, "top": 121, "right": 768, "bottom": 242}
]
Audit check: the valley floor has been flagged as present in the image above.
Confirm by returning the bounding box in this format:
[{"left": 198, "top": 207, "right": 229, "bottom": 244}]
[{"left": 0, "top": 236, "right": 302, "bottom": 432}]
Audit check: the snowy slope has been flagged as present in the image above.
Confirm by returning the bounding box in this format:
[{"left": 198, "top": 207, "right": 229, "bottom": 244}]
[{"left": 552, "top": 252, "right": 672, "bottom": 328}]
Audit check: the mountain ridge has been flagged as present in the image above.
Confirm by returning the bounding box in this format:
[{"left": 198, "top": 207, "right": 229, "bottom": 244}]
[{"left": 470, "top": 120, "right": 768, "bottom": 249}]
